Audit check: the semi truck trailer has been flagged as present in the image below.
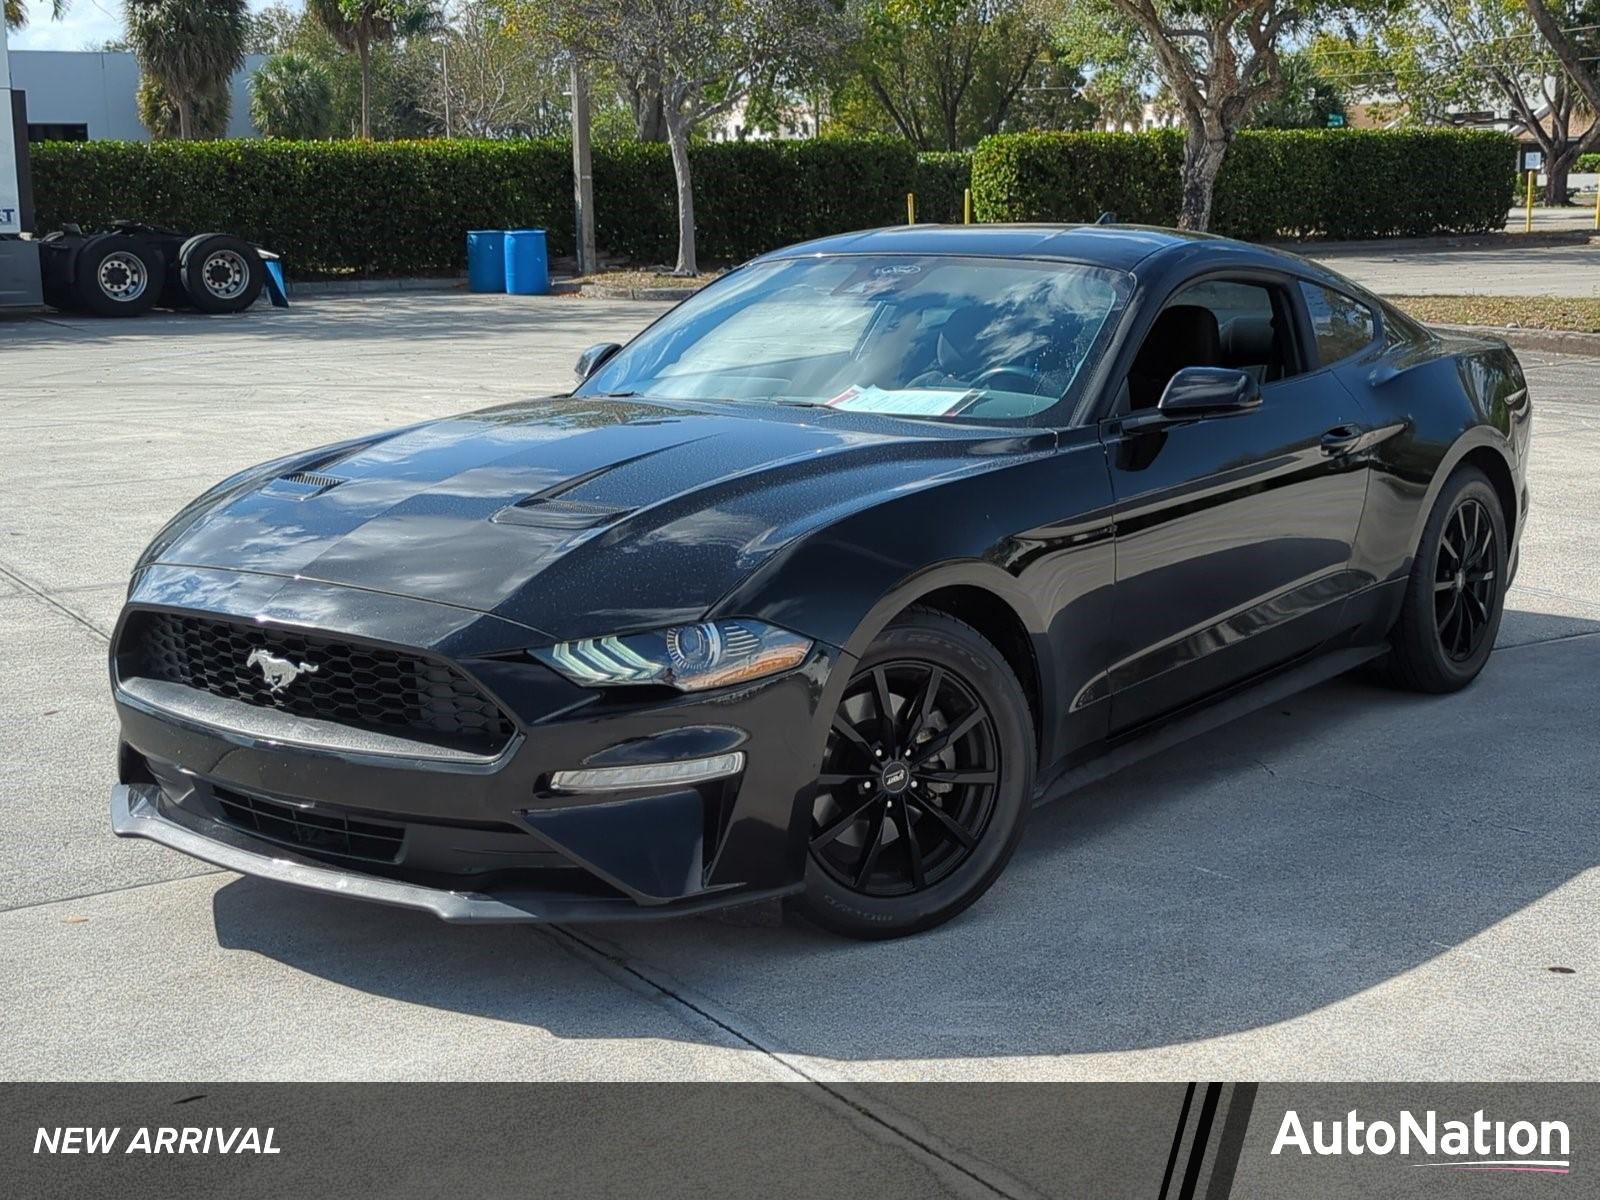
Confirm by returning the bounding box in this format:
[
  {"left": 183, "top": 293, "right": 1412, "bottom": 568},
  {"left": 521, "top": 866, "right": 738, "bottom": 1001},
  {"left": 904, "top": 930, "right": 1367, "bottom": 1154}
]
[{"left": 2, "top": 21, "right": 280, "bottom": 316}]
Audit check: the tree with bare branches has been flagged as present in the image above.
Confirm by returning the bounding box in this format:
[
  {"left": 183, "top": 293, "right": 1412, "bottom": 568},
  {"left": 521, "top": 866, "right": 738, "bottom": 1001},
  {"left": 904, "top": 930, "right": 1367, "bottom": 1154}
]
[
  {"left": 420, "top": 0, "right": 567, "bottom": 135},
  {"left": 1525, "top": 0, "right": 1600, "bottom": 198},
  {"left": 541, "top": 0, "right": 846, "bottom": 274},
  {"left": 1055, "top": 0, "right": 1394, "bottom": 229},
  {"left": 847, "top": 0, "right": 1053, "bottom": 151}
]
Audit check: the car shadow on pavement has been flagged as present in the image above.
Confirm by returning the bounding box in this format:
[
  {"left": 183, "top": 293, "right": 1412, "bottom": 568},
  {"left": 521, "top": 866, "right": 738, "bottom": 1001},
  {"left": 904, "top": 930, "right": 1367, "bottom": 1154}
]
[{"left": 210, "top": 610, "right": 1600, "bottom": 1060}]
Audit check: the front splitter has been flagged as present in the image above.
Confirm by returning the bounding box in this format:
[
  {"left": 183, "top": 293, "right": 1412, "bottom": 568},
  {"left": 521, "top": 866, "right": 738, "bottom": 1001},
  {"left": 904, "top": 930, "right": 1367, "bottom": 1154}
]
[{"left": 110, "top": 783, "right": 800, "bottom": 924}]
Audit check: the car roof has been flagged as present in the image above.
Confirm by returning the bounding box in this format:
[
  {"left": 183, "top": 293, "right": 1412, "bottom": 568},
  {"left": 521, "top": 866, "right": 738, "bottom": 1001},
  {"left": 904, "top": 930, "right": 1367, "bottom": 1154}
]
[{"left": 755, "top": 223, "right": 1339, "bottom": 282}]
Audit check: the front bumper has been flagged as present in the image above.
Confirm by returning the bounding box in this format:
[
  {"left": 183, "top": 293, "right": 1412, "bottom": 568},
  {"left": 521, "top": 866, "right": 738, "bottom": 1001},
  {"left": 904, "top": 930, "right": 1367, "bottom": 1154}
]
[
  {"left": 110, "top": 565, "right": 840, "bottom": 922},
  {"left": 111, "top": 783, "right": 799, "bottom": 922}
]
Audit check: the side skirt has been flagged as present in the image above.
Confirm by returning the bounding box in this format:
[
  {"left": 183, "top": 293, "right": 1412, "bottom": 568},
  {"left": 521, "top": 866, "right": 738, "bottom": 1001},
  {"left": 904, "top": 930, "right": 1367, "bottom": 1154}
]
[{"left": 1034, "top": 644, "right": 1386, "bottom": 806}]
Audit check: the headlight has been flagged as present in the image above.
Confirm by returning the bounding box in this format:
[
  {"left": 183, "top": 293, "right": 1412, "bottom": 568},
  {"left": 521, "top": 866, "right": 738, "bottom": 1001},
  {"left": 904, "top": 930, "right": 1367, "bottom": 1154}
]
[{"left": 536, "top": 620, "right": 811, "bottom": 692}]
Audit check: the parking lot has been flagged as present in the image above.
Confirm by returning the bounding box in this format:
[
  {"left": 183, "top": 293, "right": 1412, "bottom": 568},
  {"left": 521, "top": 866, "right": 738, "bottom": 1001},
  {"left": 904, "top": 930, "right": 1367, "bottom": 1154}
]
[{"left": 2, "top": 291, "right": 1598, "bottom": 1083}]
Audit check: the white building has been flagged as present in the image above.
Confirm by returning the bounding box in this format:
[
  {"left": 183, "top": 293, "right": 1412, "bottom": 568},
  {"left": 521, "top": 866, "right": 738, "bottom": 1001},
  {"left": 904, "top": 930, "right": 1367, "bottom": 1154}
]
[
  {"left": 704, "top": 94, "right": 826, "bottom": 143},
  {"left": 1101, "top": 102, "right": 1182, "bottom": 134},
  {"left": 9, "top": 50, "right": 265, "bottom": 141}
]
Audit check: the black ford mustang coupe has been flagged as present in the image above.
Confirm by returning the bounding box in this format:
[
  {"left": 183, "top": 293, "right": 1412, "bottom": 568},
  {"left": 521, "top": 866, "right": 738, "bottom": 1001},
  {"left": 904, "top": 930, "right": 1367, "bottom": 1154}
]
[{"left": 110, "top": 224, "right": 1532, "bottom": 938}]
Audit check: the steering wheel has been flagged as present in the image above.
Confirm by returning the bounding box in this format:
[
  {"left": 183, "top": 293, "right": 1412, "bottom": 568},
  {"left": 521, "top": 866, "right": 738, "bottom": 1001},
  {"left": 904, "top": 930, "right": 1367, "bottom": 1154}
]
[{"left": 971, "top": 364, "right": 1046, "bottom": 394}]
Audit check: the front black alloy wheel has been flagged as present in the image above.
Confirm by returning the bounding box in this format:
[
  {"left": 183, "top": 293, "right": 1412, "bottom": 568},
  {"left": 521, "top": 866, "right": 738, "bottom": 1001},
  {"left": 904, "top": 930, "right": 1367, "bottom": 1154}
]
[
  {"left": 798, "top": 609, "right": 1034, "bottom": 938},
  {"left": 1385, "top": 465, "right": 1507, "bottom": 693}
]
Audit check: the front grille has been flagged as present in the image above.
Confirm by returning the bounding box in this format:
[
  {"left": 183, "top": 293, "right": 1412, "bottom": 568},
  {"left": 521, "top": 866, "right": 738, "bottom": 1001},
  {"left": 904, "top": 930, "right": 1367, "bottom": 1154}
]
[
  {"left": 214, "top": 786, "right": 405, "bottom": 863},
  {"left": 122, "top": 611, "right": 516, "bottom": 754}
]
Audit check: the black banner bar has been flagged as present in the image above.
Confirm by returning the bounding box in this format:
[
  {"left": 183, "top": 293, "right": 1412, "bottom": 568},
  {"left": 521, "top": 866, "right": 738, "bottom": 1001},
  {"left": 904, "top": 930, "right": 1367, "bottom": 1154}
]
[{"left": 3, "top": 1083, "right": 1593, "bottom": 1199}]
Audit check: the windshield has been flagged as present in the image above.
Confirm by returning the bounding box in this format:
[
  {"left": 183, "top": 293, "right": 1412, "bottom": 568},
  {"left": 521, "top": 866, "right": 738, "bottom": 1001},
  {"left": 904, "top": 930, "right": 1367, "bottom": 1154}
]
[{"left": 576, "top": 255, "right": 1131, "bottom": 422}]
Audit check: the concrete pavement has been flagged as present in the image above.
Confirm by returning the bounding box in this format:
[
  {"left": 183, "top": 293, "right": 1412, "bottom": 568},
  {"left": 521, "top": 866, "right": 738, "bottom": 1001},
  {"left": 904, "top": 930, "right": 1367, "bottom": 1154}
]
[
  {"left": 1312, "top": 239, "right": 1600, "bottom": 298},
  {"left": 1, "top": 293, "right": 1597, "bottom": 1082}
]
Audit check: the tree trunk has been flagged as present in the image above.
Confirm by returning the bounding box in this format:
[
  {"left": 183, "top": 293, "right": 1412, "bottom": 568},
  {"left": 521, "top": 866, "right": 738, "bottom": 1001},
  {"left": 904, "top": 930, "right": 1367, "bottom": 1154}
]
[
  {"left": 634, "top": 76, "right": 666, "bottom": 142},
  {"left": 1178, "top": 119, "right": 1230, "bottom": 231},
  {"left": 1528, "top": 0, "right": 1600, "bottom": 120},
  {"left": 665, "top": 114, "right": 697, "bottom": 276},
  {"left": 357, "top": 37, "right": 372, "bottom": 140},
  {"left": 636, "top": 97, "right": 665, "bottom": 142},
  {"left": 1546, "top": 158, "right": 1571, "bottom": 206},
  {"left": 177, "top": 95, "right": 193, "bottom": 141}
]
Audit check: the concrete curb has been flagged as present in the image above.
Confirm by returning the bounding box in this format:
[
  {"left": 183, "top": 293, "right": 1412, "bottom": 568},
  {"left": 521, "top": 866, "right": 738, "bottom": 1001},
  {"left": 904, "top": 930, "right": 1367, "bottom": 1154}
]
[
  {"left": 288, "top": 275, "right": 466, "bottom": 297},
  {"left": 284, "top": 277, "right": 694, "bottom": 302},
  {"left": 1291, "top": 230, "right": 1600, "bottom": 257},
  {"left": 578, "top": 284, "right": 700, "bottom": 301},
  {"left": 1435, "top": 323, "right": 1600, "bottom": 358}
]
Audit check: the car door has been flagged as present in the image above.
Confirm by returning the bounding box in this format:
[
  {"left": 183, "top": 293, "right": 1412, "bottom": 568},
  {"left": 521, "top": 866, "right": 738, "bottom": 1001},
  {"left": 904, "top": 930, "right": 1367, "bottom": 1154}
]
[{"left": 1101, "top": 271, "right": 1372, "bottom": 733}]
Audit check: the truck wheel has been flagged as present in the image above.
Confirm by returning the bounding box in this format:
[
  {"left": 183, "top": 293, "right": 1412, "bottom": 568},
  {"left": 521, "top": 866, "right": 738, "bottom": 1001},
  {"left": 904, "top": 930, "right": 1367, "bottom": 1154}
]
[
  {"left": 179, "top": 234, "right": 264, "bottom": 314},
  {"left": 74, "top": 237, "right": 162, "bottom": 317}
]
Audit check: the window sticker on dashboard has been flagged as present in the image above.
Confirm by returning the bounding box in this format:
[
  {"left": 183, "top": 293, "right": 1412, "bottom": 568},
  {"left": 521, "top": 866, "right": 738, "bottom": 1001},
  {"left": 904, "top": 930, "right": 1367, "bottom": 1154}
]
[{"left": 825, "top": 385, "right": 979, "bottom": 416}]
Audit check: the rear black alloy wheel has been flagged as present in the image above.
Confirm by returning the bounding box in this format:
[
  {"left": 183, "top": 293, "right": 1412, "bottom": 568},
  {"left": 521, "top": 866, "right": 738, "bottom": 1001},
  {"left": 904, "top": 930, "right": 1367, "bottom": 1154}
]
[
  {"left": 1385, "top": 465, "right": 1507, "bottom": 693},
  {"left": 798, "top": 610, "right": 1033, "bottom": 938},
  {"left": 1434, "top": 497, "right": 1498, "bottom": 662}
]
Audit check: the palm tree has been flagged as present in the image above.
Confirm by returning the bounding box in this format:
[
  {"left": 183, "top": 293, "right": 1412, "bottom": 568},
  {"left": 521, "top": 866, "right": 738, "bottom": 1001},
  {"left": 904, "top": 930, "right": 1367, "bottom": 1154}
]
[
  {"left": 5, "top": 0, "right": 68, "bottom": 31},
  {"left": 124, "top": 0, "right": 248, "bottom": 141},
  {"left": 250, "top": 51, "right": 334, "bottom": 139},
  {"left": 137, "top": 73, "right": 232, "bottom": 138},
  {"left": 306, "top": 0, "right": 436, "bottom": 139}
]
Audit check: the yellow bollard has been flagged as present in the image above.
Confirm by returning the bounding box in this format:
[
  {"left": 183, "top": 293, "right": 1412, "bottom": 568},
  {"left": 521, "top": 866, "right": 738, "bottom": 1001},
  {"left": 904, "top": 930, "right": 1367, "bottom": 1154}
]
[
  {"left": 906, "top": 192, "right": 916, "bottom": 225},
  {"left": 1525, "top": 170, "right": 1535, "bottom": 234},
  {"left": 1593, "top": 178, "right": 1598, "bottom": 231},
  {"left": 964, "top": 188, "right": 973, "bottom": 225}
]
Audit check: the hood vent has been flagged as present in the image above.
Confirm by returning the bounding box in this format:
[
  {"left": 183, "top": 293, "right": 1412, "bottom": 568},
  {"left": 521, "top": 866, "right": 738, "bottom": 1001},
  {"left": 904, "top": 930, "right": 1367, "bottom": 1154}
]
[
  {"left": 261, "top": 470, "right": 348, "bottom": 500},
  {"left": 492, "top": 496, "right": 631, "bottom": 531},
  {"left": 283, "top": 470, "right": 346, "bottom": 489}
]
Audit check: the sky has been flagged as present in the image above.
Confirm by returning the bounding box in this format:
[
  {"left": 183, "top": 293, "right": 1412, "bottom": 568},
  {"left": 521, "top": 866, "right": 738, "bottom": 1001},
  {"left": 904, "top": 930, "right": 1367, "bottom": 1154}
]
[{"left": 9, "top": 0, "right": 297, "bottom": 51}]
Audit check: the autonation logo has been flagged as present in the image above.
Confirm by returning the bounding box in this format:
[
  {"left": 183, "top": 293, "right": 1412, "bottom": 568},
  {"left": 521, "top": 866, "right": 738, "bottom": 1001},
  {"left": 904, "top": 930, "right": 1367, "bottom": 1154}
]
[{"left": 1272, "top": 1109, "right": 1571, "bottom": 1175}]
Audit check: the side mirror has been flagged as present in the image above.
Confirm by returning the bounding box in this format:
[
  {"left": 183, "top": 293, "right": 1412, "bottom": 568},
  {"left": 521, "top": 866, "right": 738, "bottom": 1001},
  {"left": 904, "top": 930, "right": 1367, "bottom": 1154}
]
[
  {"left": 575, "top": 342, "right": 622, "bottom": 383},
  {"left": 1157, "top": 366, "right": 1261, "bottom": 418}
]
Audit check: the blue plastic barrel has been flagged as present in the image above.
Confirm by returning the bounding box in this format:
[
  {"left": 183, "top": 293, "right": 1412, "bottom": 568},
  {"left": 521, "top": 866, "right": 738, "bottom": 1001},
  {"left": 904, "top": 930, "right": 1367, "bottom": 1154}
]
[
  {"left": 504, "top": 229, "right": 550, "bottom": 296},
  {"left": 466, "top": 230, "right": 506, "bottom": 293}
]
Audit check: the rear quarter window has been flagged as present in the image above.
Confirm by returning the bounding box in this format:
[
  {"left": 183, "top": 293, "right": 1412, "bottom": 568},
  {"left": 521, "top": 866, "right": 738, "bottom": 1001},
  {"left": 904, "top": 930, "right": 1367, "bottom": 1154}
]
[
  {"left": 1380, "top": 301, "right": 1431, "bottom": 349},
  {"left": 1300, "top": 282, "right": 1376, "bottom": 364}
]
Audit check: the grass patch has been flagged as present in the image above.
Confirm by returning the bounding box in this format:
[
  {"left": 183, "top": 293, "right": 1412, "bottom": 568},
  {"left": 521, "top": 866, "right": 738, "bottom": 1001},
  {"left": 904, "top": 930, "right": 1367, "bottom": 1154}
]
[
  {"left": 1393, "top": 294, "right": 1600, "bottom": 333},
  {"left": 566, "top": 269, "right": 723, "bottom": 290}
]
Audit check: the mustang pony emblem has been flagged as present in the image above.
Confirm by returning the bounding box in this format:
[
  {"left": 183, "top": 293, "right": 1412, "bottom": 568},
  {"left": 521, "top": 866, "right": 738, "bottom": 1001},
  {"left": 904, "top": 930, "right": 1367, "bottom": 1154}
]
[{"left": 246, "top": 648, "right": 319, "bottom": 694}]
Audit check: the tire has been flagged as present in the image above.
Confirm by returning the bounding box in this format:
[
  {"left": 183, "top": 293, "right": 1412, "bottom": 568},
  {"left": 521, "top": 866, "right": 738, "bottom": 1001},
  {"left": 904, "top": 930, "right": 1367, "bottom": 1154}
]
[
  {"left": 796, "top": 609, "right": 1035, "bottom": 939},
  {"left": 73, "top": 237, "right": 162, "bottom": 317},
  {"left": 1384, "top": 465, "right": 1507, "bottom": 693},
  {"left": 179, "top": 234, "right": 264, "bottom": 314}
]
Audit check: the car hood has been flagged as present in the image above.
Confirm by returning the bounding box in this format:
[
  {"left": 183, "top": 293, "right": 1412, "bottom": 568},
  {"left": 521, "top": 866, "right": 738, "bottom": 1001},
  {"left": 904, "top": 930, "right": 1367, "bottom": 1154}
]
[{"left": 145, "top": 396, "right": 1048, "bottom": 642}]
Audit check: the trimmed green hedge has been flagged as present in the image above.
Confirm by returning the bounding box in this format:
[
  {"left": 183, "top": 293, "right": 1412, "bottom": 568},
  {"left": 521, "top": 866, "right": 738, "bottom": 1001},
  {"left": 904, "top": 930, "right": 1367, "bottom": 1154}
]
[
  {"left": 31, "top": 129, "right": 1515, "bottom": 276},
  {"left": 29, "top": 136, "right": 915, "bottom": 275},
  {"left": 973, "top": 128, "right": 1516, "bottom": 240},
  {"left": 1577, "top": 152, "right": 1600, "bottom": 172},
  {"left": 914, "top": 152, "right": 972, "bottom": 223},
  {"left": 31, "top": 139, "right": 574, "bottom": 275}
]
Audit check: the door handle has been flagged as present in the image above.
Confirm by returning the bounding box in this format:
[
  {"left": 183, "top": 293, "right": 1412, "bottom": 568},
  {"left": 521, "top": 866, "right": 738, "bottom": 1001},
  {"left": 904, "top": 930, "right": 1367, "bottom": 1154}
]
[{"left": 1320, "top": 424, "right": 1365, "bottom": 456}]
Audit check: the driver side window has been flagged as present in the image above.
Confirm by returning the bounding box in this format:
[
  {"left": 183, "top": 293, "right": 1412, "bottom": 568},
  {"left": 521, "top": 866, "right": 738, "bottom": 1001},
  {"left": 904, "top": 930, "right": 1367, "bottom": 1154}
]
[{"left": 1125, "top": 278, "right": 1300, "bottom": 411}]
